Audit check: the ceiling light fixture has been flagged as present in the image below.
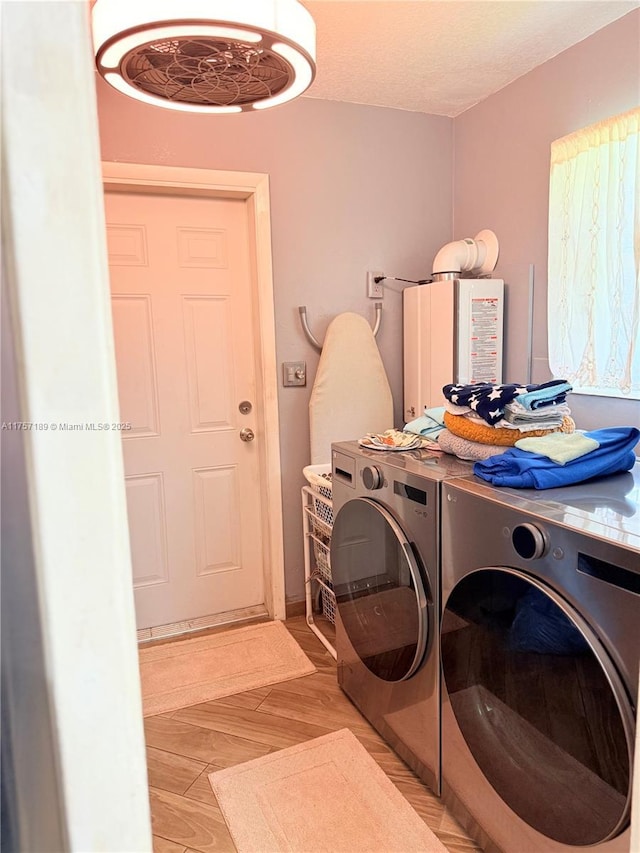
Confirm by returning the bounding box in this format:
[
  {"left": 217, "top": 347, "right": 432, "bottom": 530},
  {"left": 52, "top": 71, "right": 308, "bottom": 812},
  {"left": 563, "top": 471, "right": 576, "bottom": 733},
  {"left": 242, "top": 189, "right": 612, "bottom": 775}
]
[{"left": 92, "top": 0, "right": 316, "bottom": 113}]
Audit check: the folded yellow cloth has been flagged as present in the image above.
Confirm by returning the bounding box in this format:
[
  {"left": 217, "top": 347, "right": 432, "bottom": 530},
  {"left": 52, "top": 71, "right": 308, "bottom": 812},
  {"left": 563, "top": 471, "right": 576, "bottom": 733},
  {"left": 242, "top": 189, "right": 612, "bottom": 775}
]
[
  {"left": 515, "top": 431, "right": 599, "bottom": 464},
  {"left": 443, "top": 410, "right": 575, "bottom": 447}
]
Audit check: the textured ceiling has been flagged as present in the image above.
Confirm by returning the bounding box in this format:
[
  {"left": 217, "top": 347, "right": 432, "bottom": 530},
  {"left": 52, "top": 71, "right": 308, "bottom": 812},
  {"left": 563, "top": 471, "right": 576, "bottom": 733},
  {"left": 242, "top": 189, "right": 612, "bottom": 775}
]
[{"left": 301, "top": 1, "right": 639, "bottom": 116}]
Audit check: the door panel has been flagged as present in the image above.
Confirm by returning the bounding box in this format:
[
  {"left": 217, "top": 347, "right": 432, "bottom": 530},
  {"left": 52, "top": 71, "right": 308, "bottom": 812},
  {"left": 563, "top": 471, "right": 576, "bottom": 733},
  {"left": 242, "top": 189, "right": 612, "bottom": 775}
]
[
  {"left": 105, "top": 191, "right": 264, "bottom": 629},
  {"left": 183, "top": 296, "right": 234, "bottom": 431},
  {"left": 124, "top": 473, "right": 168, "bottom": 587},
  {"left": 110, "top": 295, "right": 159, "bottom": 436}
]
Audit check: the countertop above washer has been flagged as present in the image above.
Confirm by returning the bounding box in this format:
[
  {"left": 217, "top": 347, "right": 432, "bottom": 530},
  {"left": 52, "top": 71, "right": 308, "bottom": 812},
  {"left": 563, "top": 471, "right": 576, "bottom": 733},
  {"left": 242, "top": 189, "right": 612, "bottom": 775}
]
[{"left": 447, "top": 460, "right": 640, "bottom": 551}]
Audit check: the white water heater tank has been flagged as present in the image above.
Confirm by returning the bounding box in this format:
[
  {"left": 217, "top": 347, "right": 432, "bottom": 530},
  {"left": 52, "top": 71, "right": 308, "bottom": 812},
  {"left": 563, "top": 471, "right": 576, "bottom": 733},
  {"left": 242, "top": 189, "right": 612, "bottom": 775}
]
[{"left": 403, "top": 278, "right": 504, "bottom": 420}]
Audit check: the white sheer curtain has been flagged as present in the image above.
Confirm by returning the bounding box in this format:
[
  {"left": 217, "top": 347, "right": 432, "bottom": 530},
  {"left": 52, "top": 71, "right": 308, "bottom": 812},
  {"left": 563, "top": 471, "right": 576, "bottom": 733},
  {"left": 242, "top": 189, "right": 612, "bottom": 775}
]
[{"left": 548, "top": 107, "right": 640, "bottom": 399}]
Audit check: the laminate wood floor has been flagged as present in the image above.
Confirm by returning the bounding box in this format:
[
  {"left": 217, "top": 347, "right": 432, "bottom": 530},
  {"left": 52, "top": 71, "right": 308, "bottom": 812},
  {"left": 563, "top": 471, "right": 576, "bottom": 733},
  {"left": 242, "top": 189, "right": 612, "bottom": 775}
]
[{"left": 145, "top": 615, "right": 481, "bottom": 853}]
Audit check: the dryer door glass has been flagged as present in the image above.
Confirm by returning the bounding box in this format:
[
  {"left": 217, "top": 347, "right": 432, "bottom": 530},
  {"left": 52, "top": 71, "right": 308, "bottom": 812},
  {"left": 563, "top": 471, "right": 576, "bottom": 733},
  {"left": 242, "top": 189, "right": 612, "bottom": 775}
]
[
  {"left": 441, "top": 568, "right": 633, "bottom": 846},
  {"left": 331, "top": 497, "right": 430, "bottom": 682}
]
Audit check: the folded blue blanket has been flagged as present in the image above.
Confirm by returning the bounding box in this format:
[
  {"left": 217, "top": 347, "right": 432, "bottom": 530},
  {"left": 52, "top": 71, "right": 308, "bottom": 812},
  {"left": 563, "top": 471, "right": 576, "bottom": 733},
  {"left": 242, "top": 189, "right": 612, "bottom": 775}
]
[
  {"left": 516, "top": 381, "right": 572, "bottom": 411},
  {"left": 473, "top": 427, "right": 639, "bottom": 489}
]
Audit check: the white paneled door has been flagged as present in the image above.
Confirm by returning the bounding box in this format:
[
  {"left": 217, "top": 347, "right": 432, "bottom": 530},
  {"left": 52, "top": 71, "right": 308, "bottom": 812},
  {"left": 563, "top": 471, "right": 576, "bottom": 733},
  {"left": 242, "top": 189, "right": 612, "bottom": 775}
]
[{"left": 105, "top": 191, "right": 264, "bottom": 630}]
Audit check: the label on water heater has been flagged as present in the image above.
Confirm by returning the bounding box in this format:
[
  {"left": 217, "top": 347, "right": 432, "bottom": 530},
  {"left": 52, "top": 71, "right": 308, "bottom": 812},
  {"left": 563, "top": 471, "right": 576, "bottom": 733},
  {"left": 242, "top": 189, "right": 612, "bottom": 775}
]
[
  {"left": 457, "top": 280, "right": 504, "bottom": 385},
  {"left": 470, "top": 297, "right": 500, "bottom": 382}
]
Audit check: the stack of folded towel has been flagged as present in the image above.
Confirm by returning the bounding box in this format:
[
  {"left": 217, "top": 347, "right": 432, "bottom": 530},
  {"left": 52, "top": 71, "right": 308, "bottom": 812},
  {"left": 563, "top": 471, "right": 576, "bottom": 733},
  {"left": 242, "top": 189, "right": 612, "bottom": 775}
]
[{"left": 438, "top": 380, "right": 575, "bottom": 461}]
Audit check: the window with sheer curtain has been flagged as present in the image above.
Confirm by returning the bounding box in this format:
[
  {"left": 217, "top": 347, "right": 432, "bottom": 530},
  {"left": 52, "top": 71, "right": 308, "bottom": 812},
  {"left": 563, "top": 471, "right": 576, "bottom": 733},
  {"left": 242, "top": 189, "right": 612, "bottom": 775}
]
[{"left": 547, "top": 107, "right": 640, "bottom": 399}]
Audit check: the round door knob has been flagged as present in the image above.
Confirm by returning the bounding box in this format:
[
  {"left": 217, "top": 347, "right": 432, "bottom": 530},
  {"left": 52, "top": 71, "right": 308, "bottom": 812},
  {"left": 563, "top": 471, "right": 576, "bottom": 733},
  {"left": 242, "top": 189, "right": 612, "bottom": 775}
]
[
  {"left": 362, "top": 466, "right": 383, "bottom": 490},
  {"left": 239, "top": 427, "right": 255, "bottom": 442}
]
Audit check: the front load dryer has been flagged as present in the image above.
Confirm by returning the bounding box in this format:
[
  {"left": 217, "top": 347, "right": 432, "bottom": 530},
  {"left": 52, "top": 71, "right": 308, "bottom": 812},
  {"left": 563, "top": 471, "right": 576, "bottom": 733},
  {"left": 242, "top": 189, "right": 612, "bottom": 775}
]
[
  {"left": 330, "top": 440, "right": 472, "bottom": 795},
  {"left": 440, "top": 464, "right": 640, "bottom": 852}
]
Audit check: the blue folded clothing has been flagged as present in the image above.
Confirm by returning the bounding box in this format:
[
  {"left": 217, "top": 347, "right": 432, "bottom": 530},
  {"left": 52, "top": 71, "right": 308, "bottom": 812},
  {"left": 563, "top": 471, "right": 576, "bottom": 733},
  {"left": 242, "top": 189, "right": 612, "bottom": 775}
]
[
  {"left": 473, "top": 427, "right": 639, "bottom": 489},
  {"left": 515, "top": 381, "right": 573, "bottom": 411}
]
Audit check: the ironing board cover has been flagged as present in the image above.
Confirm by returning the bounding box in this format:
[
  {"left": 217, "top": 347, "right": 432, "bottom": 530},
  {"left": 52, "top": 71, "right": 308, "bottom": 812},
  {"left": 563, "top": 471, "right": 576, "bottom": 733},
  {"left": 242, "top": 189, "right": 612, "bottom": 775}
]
[{"left": 309, "top": 312, "right": 393, "bottom": 464}]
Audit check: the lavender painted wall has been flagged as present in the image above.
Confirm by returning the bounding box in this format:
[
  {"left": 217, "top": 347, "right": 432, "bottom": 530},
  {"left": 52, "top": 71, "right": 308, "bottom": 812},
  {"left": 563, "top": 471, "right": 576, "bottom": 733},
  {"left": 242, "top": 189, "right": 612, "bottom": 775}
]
[
  {"left": 453, "top": 10, "right": 640, "bottom": 432},
  {"left": 97, "top": 11, "right": 638, "bottom": 608},
  {"left": 96, "top": 84, "right": 453, "bottom": 603}
]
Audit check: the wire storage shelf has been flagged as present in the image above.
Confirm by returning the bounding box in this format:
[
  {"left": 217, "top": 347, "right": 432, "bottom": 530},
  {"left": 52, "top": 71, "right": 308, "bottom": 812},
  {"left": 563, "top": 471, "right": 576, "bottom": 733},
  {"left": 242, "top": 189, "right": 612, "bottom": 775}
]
[
  {"left": 302, "top": 465, "right": 337, "bottom": 658},
  {"left": 320, "top": 584, "right": 336, "bottom": 625},
  {"left": 308, "top": 524, "right": 336, "bottom": 624}
]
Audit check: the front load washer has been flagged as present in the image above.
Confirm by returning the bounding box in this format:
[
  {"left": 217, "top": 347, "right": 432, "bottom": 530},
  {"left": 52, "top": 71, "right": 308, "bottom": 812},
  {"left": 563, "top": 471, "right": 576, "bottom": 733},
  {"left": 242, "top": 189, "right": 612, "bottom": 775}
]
[
  {"left": 330, "top": 440, "right": 472, "bottom": 795},
  {"left": 440, "top": 464, "right": 640, "bottom": 852}
]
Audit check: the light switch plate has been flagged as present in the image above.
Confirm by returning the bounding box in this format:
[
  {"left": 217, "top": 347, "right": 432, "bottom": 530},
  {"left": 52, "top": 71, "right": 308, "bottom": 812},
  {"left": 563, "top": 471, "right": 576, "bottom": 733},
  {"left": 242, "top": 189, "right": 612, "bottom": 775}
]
[{"left": 283, "top": 361, "right": 306, "bottom": 387}]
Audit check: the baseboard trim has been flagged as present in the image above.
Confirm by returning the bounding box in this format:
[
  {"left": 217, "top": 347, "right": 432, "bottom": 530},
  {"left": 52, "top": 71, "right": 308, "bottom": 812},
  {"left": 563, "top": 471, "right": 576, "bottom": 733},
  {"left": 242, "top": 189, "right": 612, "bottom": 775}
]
[{"left": 285, "top": 599, "right": 306, "bottom": 619}]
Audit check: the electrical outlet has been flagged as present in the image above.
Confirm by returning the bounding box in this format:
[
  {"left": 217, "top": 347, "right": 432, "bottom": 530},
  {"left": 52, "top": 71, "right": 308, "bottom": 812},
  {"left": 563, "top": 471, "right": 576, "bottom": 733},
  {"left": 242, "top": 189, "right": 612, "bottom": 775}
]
[{"left": 367, "top": 271, "right": 385, "bottom": 299}]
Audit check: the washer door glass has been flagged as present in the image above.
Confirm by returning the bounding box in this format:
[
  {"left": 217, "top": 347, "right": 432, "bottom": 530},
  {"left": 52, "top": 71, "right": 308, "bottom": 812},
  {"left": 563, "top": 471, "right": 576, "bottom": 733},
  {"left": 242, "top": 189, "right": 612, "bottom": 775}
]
[
  {"left": 441, "top": 568, "right": 633, "bottom": 847},
  {"left": 331, "top": 497, "right": 430, "bottom": 682}
]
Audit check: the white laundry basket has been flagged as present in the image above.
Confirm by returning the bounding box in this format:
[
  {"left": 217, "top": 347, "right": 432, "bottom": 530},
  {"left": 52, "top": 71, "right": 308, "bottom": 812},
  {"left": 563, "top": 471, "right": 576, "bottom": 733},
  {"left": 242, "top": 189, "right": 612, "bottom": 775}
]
[{"left": 303, "top": 464, "right": 333, "bottom": 524}]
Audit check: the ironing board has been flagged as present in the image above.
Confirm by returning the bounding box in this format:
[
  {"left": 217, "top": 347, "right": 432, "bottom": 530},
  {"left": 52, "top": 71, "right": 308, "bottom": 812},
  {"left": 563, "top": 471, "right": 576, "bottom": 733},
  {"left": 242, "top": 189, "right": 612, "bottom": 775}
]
[
  {"left": 309, "top": 312, "right": 394, "bottom": 464},
  {"left": 304, "top": 312, "right": 394, "bottom": 655}
]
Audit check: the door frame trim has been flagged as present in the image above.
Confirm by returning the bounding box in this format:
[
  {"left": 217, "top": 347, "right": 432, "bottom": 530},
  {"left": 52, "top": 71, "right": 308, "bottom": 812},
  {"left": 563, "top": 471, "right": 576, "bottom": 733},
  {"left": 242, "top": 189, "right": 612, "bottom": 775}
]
[{"left": 102, "top": 161, "right": 286, "bottom": 621}]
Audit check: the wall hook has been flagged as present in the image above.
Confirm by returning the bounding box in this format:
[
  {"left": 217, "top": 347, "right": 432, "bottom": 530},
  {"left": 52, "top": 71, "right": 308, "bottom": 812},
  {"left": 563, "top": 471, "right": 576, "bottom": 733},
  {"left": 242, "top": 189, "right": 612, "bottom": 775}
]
[{"left": 298, "top": 304, "right": 383, "bottom": 352}]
